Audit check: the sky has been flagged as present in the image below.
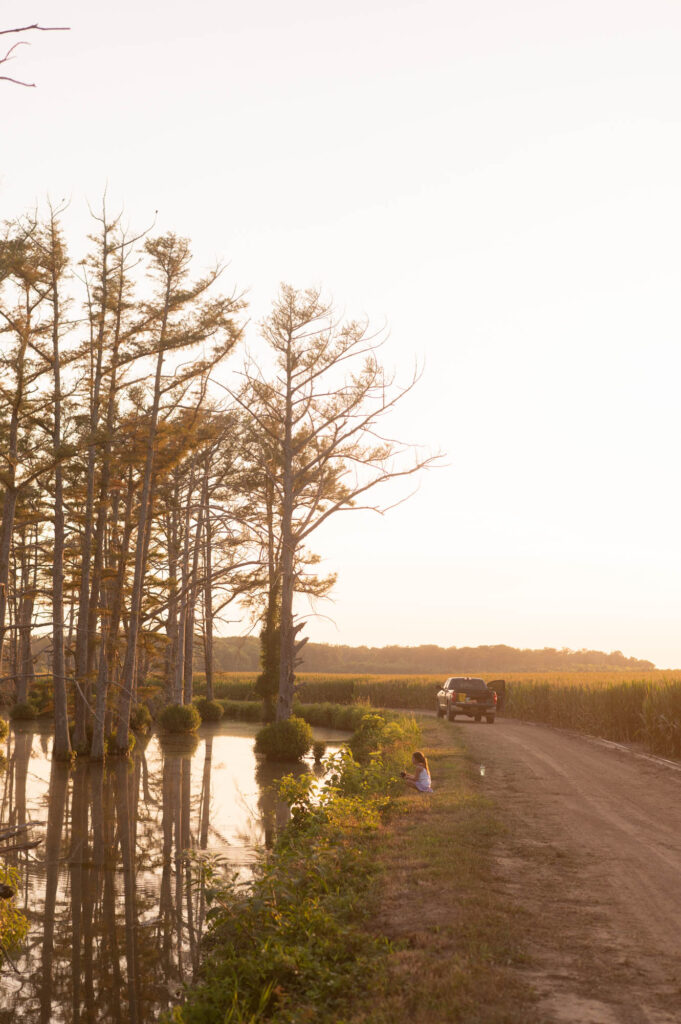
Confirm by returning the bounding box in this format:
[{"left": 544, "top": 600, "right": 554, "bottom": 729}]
[{"left": 2, "top": 0, "right": 681, "bottom": 667}]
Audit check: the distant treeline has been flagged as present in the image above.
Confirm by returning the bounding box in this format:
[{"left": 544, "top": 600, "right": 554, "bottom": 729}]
[{"left": 206, "top": 638, "right": 655, "bottom": 674}]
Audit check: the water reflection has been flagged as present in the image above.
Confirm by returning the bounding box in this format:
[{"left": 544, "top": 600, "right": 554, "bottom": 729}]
[{"left": 0, "top": 722, "right": 346, "bottom": 1023}]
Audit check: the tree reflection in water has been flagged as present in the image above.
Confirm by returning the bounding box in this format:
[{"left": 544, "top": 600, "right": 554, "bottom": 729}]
[{"left": 0, "top": 722, "right": 338, "bottom": 1023}]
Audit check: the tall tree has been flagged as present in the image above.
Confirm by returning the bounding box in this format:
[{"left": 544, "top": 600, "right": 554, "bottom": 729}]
[{"left": 238, "top": 285, "right": 438, "bottom": 719}]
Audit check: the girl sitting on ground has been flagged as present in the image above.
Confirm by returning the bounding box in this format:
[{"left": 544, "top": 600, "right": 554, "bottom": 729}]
[{"left": 400, "top": 751, "right": 433, "bottom": 793}]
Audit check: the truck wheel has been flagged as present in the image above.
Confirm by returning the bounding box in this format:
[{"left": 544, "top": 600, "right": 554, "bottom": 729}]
[
  {"left": 474, "top": 714, "right": 481, "bottom": 723},
  {"left": 485, "top": 715, "right": 495, "bottom": 724},
  {"left": 436, "top": 706, "right": 445, "bottom": 718}
]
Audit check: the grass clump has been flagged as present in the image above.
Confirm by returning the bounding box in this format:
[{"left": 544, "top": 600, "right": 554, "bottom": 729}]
[
  {"left": 254, "top": 716, "right": 313, "bottom": 761},
  {"left": 159, "top": 703, "right": 201, "bottom": 734},
  {"left": 195, "top": 698, "right": 224, "bottom": 723}
]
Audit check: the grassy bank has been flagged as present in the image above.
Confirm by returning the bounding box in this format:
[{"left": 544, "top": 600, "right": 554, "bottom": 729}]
[{"left": 170, "top": 714, "right": 538, "bottom": 1024}]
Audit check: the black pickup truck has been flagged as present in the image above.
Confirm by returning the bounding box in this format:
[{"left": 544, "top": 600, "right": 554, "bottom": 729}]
[{"left": 436, "top": 676, "right": 498, "bottom": 724}]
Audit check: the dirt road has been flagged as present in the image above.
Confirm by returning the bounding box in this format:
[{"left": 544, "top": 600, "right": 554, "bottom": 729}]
[{"left": 460, "top": 718, "right": 681, "bottom": 1024}]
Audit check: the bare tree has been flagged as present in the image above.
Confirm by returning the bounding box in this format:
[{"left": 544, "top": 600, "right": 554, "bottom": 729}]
[{"left": 237, "top": 285, "right": 441, "bottom": 720}]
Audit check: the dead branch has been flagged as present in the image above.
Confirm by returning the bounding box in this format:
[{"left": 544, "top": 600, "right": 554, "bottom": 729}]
[{"left": 1, "top": 23, "right": 70, "bottom": 88}]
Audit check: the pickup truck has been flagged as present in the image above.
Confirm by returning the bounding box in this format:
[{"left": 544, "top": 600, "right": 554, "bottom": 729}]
[{"left": 436, "top": 676, "right": 498, "bottom": 724}]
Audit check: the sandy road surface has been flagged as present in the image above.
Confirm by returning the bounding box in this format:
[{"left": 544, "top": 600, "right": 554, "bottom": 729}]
[{"left": 459, "top": 718, "right": 681, "bottom": 1024}]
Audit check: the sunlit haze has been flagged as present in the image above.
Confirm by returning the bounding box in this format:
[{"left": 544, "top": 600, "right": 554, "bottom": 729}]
[{"left": 3, "top": 0, "right": 681, "bottom": 666}]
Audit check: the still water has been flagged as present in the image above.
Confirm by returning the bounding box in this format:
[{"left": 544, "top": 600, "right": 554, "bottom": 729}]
[{"left": 0, "top": 721, "right": 348, "bottom": 1023}]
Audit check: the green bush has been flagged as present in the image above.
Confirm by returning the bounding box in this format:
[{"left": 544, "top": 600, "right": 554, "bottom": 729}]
[
  {"left": 254, "top": 716, "right": 313, "bottom": 761},
  {"left": 130, "top": 704, "right": 152, "bottom": 733},
  {"left": 0, "top": 717, "right": 7, "bottom": 741},
  {"left": 195, "top": 698, "right": 224, "bottom": 723},
  {"left": 159, "top": 703, "right": 201, "bottom": 734},
  {"left": 9, "top": 702, "right": 35, "bottom": 721}
]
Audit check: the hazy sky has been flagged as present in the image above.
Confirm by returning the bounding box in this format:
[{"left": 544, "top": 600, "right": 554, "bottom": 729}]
[{"left": 3, "top": 1, "right": 681, "bottom": 666}]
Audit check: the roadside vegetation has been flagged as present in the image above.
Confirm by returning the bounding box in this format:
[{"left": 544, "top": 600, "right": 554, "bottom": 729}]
[{"left": 169, "top": 713, "right": 538, "bottom": 1024}]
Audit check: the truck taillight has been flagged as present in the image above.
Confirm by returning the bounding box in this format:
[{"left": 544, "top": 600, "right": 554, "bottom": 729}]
[{"left": 492, "top": 692, "right": 498, "bottom": 704}]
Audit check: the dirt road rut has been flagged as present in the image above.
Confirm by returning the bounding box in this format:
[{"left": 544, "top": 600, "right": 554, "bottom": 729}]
[{"left": 460, "top": 719, "right": 681, "bottom": 1024}]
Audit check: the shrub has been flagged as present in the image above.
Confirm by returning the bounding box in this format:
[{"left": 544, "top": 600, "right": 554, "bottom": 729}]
[
  {"left": 195, "top": 698, "right": 224, "bottom": 723},
  {"left": 312, "top": 740, "right": 326, "bottom": 761},
  {"left": 348, "top": 713, "right": 389, "bottom": 763},
  {"left": 159, "top": 703, "right": 201, "bottom": 734},
  {"left": 10, "top": 702, "right": 35, "bottom": 721},
  {"left": 130, "top": 704, "right": 152, "bottom": 733},
  {"left": 254, "top": 716, "right": 313, "bottom": 761},
  {"left": 0, "top": 717, "right": 7, "bottom": 742}
]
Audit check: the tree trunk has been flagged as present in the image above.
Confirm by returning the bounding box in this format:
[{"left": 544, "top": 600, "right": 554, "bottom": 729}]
[
  {"left": 114, "top": 341, "right": 167, "bottom": 753},
  {"left": 277, "top": 341, "right": 296, "bottom": 721},
  {"left": 201, "top": 468, "right": 215, "bottom": 701},
  {"left": 49, "top": 223, "right": 72, "bottom": 761}
]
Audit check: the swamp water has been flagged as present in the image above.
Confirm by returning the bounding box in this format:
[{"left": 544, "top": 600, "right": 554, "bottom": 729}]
[{"left": 0, "top": 720, "right": 349, "bottom": 1022}]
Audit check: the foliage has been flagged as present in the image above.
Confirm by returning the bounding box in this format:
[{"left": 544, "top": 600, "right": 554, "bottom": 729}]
[
  {"left": 195, "top": 698, "right": 224, "bottom": 723},
  {"left": 348, "top": 712, "right": 421, "bottom": 772},
  {"left": 129, "top": 704, "right": 152, "bottom": 733},
  {"left": 0, "top": 865, "right": 29, "bottom": 960},
  {"left": 168, "top": 711, "right": 418, "bottom": 1024},
  {"left": 254, "top": 716, "right": 312, "bottom": 762},
  {"left": 9, "top": 702, "right": 36, "bottom": 721},
  {"left": 202, "top": 636, "right": 656, "bottom": 675},
  {"left": 0, "top": 717, "right": 8, "bottom": 741},
  {"left": 254, "top": 611, "right": 280, "bottom": 721},
  {"left": 159, "top": 703, "right": 202, "bottom": 735}
]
